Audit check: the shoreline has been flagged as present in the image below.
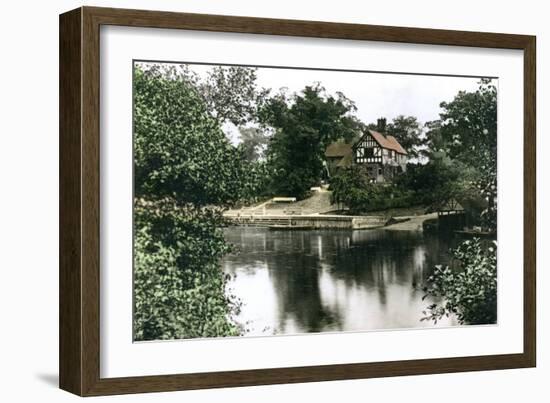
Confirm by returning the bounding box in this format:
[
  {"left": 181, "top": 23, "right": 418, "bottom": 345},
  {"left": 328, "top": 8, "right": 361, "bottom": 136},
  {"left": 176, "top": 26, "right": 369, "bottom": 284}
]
[{"left": 223, "top": 211, "right": 437, "bottom": 231}]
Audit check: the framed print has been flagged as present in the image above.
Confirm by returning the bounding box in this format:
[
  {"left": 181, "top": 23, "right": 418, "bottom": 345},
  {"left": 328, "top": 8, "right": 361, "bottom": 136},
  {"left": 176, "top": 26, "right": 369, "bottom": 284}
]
[{"left": 59, "top": 6, "right": 536, "bottom": 396}]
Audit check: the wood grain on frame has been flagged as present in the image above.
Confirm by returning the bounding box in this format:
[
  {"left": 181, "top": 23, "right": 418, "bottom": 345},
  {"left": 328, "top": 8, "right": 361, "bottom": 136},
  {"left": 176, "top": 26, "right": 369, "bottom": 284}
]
[
  {"left": 59, "top": 6, "right": 536, "bottom": 396},
  {"left": 59, "top": 7, "right": 83, "bottom": 395}
]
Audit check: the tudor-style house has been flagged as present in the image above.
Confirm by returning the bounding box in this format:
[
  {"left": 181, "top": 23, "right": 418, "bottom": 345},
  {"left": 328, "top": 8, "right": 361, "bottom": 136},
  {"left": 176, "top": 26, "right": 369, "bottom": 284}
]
[{"left": 325, "top": 126, "right": 408, "bottom": 183}]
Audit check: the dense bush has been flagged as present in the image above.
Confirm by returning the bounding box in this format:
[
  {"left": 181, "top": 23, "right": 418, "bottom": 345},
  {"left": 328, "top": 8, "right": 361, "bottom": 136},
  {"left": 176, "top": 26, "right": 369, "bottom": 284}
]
[
  {"left": 342, "top": 184, "right": 415, "bottom": 214},
  {"left": 330, "top": 166, "right": 417, "bottom": 214},
  {"left": 393, "top": 161, "right": 463, "bottom": 206},
  {"left": 134, "top": 200, "right": 242, "bottom": 340},
  {"left": 330, "top": 158, "right": 482, "bottom": 215},
  {"left": 422, "top": 238, "right": 497, "bottom": 325}
]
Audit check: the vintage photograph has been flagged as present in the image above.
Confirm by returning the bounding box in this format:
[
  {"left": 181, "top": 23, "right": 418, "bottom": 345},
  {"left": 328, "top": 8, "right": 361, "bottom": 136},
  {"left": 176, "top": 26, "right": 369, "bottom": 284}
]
[{"left": 132, "top": 61, "right": 497, "bottom": 341}]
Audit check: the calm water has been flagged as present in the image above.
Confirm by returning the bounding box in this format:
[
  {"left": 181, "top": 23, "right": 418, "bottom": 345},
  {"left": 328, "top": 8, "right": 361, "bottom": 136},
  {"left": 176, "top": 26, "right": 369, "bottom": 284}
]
[{"left": 222, "top": 227, "right": 459, "bottom": 336}]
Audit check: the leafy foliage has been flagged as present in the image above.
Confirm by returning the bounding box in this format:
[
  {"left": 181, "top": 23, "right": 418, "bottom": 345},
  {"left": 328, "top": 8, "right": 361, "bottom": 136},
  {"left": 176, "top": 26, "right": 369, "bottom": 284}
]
[
  {"left": 393, "top": 160, "right": 464, "bottom": 205},
  {"left": 426, "top": 79, "right": 498, "bottom": 230},
  {"left": 330, "top": 166, "right": 414, "bottom": 214},
  {"left": 134, "top": 66, "right": 251, "bottom": 206},
  {"left": 261, "top": 84, "right": 363, "bottom": 198},
  {"left": 133, "top": 65, "right": 249, "bottom": 340},
  {"left": 438, "top": 80, "right": 497, "bottom": 168},
  {"left": 331, "top": 160, "right": 463, "bottom": 213},
  {"left": 419, "top": 81, "right": 498, "bottom": 325},
  {"left": 198, "top": 65, "right": 269, "bottom": 126},
  {"left": 422, "top": 238, "right": 497, "bottom": 325},
  {"left": 238, "top": 126, "right": 269, "bottom": 162},
  {"left": 134, "top": 200, "right": 242, "bottom": 340},
  {"left": 330, "top": 165, "right": 367, "bottom": 206}
]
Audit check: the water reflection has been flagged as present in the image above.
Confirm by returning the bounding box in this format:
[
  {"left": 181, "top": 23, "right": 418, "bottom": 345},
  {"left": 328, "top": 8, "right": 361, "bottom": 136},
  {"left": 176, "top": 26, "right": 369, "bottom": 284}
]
[{"left": 222, "top": 227, "right": 458, "bottom": 336}]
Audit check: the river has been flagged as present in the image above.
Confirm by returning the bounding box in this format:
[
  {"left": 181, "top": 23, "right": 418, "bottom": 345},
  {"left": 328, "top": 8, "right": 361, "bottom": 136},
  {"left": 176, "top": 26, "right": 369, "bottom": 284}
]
[{"left": 222, "top": 226, "right": 459, "bottom": 337}]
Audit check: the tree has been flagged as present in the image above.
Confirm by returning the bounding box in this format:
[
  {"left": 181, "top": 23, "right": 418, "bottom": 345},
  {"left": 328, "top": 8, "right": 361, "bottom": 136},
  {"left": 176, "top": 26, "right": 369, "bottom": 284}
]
[
  {"left": 330, "top": 166, "right": 367, "bottom": 207},
  {"left": 387, "top": 115, "right": 424, "bottom": 158},
  {"left": 438, "top": 80, "right": 497, "bottom": 169},
  {"left": 261, "top": 84, "right": 363, "bottom": 198},
  {"left": 238, "top": 126, "right": 269, "bottom": 162},
  {"left": 133, "top": 65, "right": 250, "bottom": 340},
  {"left": 422, "top": 80, "right": 498, "bottom": 327},
  {"left": 134, "top": 66, "right": 251, "bottom": 206},
  {"left": 136, "top": 62, "right": 269, "bottom": 130},
  {"left": 422, "top": 119, "right": 444, "bottom": 160},
  {"left": 433, "top": 79, "right": 497, "bottom": 230},
  {"left": 393, "top": 160, "right": 464, "bottom": 206},
  {"left": 199, "top": 66, "right": 269, "bottom": 126}
]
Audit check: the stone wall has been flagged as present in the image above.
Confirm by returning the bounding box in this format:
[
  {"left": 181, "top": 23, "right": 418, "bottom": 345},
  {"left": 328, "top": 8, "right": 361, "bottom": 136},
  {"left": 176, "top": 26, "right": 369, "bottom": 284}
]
[{"left": 224, "top": 214, "right": 388, "bottom": 229}]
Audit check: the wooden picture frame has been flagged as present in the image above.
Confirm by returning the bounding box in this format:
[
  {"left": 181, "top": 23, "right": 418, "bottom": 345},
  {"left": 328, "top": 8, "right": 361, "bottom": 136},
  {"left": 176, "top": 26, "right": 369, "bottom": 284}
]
[{"left": 59, "top": 6, "right": 536, "bottom": 396}]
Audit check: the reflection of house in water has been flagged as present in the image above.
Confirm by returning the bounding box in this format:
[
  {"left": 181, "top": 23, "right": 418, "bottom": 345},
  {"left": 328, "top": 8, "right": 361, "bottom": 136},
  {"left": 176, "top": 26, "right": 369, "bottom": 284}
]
[{"left": 325, "top": 120, "right": 408, "bottom": 183}]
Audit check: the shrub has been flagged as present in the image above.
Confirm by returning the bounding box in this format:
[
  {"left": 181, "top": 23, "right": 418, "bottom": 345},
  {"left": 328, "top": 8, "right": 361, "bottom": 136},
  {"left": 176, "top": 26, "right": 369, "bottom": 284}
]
[
  {"left": 393, "top": 161, "right": 462, "bottom": 206},
  {"left": 422, "top": 238, "right": 497, "bottom": 325},
  {"left": 133, "top": 200, "right": 242, "bottom": 340},
  {"left": 330, "top": 166, "right": 414, "bottom": 214}
]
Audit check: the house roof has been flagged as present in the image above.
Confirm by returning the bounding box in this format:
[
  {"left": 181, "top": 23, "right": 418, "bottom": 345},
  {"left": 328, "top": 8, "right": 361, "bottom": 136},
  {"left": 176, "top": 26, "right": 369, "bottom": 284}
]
[
  {"left": 325, "top": 141, "right": 353, "bottom": 157},
  {"left": 366, "top": 130, "right": 408, "bottom": 155},
  {"left": 324, "top": 129, "right": 408, "bottom": 167},
  {"left": 385, "top": 135, "right": 408, "bottom": 155},
  {"left": 439, "top": 198, "right": 465, "bottom": 212},
  {"left": 427, "top": 198, "right": 466, "bottom": 214}
]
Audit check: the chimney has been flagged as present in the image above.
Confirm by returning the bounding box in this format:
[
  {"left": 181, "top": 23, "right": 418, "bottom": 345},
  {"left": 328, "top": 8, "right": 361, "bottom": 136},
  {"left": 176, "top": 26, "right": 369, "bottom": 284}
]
[{"left": 376, "top": 118, "right": 387, "bottom": 133}]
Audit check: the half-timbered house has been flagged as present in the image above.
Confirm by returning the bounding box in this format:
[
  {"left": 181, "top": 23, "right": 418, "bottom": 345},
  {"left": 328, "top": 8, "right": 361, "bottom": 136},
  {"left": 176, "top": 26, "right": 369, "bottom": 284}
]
[{"left": 325, "top": 128, "right": 408, "bottom": 183}]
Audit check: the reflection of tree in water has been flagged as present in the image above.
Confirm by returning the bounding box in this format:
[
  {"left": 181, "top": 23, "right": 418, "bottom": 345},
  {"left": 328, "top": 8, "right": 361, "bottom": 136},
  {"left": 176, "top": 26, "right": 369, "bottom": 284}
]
[
  {"left": 327, "top": 231, "right": 422, "bottom": 297},
  {"left": 263, "top": 232, "right": 344, "bottom": 334},
  {"left": 222, "top": 227, "right": 456, "bottom": 335}
]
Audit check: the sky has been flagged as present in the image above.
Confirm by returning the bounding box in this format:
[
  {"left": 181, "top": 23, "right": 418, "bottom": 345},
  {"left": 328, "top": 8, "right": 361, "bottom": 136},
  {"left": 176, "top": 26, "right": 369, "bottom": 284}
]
[{"left": 139, "top": 61, "right": 494, "bottom": 144}]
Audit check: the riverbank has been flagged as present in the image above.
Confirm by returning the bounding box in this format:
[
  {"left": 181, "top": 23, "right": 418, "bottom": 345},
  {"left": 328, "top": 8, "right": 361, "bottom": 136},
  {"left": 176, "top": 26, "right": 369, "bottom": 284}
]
[
  {"left": 384, "top": 213, "right": 439, "bottom": 231},
  {"left": 223, "top": 211, "right": 438, "bottom": 231},
  {"left": 226, "top": 191, "right": 436, "bottom": 231},
  {"left": 223, "top": 212, "right": 388, "bottom": 229}
]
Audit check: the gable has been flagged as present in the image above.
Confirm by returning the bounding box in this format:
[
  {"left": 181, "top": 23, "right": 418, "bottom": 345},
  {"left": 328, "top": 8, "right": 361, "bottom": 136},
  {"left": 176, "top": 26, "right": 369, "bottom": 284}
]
[
  {"left": 354, "top": 132, "right": 379, "bottom": 150},
  {"left": 353, "top": 132, "right": 381, "bottom": 164},
  {"left": 325, "top": 129, "right": 407, "bottom": 166}
]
